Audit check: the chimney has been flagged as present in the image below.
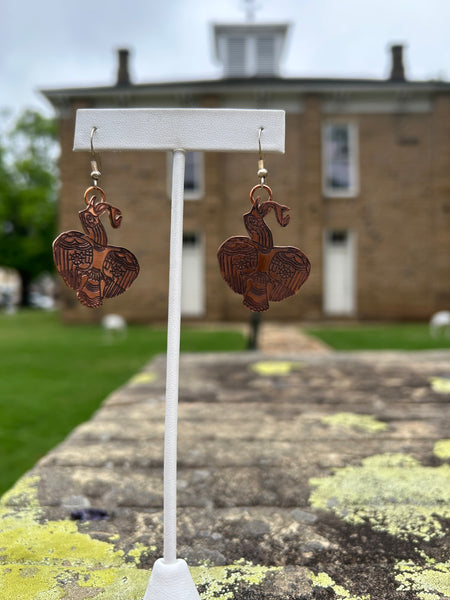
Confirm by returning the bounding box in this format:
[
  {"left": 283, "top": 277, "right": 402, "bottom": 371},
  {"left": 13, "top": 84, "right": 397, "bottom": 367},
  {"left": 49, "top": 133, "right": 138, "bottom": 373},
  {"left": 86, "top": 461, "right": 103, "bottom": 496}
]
[
  {"left": 390, "top": 44, "right": 405, "bottom": 81},
  {"left": 116, "top": 48, "right": 131, "bottom": 86}
]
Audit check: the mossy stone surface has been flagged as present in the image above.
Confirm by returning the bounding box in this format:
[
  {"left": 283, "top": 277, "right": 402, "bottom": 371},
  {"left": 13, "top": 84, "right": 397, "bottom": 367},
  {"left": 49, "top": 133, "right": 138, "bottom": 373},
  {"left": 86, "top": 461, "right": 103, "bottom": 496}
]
[
  {"left": 309, "top": 453, "right": 450, "bottom": 541},
  {"left": 2, "top": 350, "right": 450, "bottom": 599}
]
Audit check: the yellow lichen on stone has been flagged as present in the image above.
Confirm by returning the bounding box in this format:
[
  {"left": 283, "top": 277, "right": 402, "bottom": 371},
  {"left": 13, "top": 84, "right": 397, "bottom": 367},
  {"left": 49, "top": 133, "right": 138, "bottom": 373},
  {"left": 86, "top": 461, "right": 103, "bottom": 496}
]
[
  {"left": 126, "top": 542, "right": 155, "bottom": 564},
  {"left": 128, "top": 372, "right": 157, "bottom": 386},
  {"left": 0, "top": 475, "right": 42, "bottom": 521},
  {"left": 309, "top": 453, "right": 450, "bottom": 541},
  {"left": 395, "top": 555, "right": 450, "bottom": 600},
  {"left": 86, "top": 568, "right": 152, "bottom": 599},
  {"left": 0, "top": 478, "right": 281, "bottom": 600},
  {"left": 193, "top": 560, "right": 281, "bottom": 600},
  {"left": 250, "top": 361, "right": 303, "bottom": 376},
  {"left": 433, "top": 439, "right": 450, "bottom": 461},
  {"left": 310, "top": 571, "right": 370, "bottom": 600},
  {"left": 0, "top": 477, "right": 139, "bottom": 600},
  {"left": 429, "top": 376, "right": 450, "bottom": 394},
  {"left": 321, "top": 412, "right": 388, "bottom": 433}
]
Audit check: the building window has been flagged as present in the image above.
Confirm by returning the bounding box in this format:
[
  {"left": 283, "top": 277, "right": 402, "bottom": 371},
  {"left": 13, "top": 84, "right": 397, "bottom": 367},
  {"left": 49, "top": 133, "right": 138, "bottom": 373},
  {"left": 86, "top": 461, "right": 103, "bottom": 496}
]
[
  {"left": 322, "top": 123, "right": 358, "bottom": 197},
  {"left": 167, "top": 151, "right": 204, "bottom": 200},
  {"left": 184, "top": 152, "right": 204, "bottom": 198}
]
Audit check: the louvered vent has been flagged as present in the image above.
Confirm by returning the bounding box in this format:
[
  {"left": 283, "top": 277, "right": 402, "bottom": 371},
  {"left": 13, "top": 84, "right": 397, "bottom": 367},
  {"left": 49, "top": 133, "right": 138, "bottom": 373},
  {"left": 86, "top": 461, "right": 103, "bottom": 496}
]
[
  {"left": 256, "top": 36, "right": 276, "bottom": 75},
  {"left": 226, "top": 37, "right": 247, "bottom": 77},
  {"left": 214, "top": 23, "right": 288, "bottom": 79}
]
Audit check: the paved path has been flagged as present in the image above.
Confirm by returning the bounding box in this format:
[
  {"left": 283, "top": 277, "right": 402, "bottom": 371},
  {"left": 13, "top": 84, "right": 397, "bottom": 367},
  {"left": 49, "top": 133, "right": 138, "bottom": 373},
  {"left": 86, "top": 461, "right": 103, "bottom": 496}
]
[
  {"left": 258, "top": 322, "right": 331, "bottom": 355},
  {"left": 1, "top": 348, "right": 449, "bottom": 599}
]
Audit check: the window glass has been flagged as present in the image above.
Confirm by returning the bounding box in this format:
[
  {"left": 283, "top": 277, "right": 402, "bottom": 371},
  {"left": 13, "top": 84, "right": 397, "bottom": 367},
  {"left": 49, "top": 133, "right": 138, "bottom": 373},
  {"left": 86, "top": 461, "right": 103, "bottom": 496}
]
[
  {"left": 182, "top": 232, "right": 198, "bottom": 246},
  {"left": 323, "top": 124, "right": 358, "bottom": 196},
  {"left": 184, "top": 152, "right": 203, "bottom": 198},
  {"left": 329, "top": 230, "right": 348, "bottom": 245},
  {"left": 167, "top": 151, "right": 203, "bottom": 200},
  {"left": 184, "top": 152, "right": 197, "bottom": 191}
]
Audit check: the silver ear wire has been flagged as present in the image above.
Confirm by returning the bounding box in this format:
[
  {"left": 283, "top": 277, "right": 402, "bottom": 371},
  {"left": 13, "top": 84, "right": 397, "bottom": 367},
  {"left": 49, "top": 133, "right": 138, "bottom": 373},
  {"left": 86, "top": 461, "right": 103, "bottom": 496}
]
[
  {"left": 258, "top": 127, "right": 263, "bottom": 159},
  {"left": 257, "top": 127, "right": 268, "bottom": 186},
  {"left": 90, "top": 127, "right": 102, "bottom": 186}
]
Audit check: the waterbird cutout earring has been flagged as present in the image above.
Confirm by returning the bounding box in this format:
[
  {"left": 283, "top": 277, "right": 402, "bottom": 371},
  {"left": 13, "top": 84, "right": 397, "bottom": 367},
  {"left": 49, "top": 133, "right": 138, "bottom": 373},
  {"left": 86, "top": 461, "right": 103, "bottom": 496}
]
[
  {"left": 53, "top": 127, "right": 140, "bottom": 308},
  {"left": 217, "top": 127, "right": 311, "bottom": 312}
]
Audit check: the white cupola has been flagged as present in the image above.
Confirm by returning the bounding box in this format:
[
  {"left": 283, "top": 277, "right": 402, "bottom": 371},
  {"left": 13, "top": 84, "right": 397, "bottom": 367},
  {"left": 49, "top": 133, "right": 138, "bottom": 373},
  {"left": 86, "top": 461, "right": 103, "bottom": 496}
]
[{"left": 213, "top": 23, "right": 289, "bottom": 78}]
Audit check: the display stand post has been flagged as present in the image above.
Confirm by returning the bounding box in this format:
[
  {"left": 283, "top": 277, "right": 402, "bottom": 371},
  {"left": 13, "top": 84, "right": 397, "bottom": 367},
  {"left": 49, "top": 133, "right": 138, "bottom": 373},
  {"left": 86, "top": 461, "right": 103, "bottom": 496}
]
[
  {"left": 164, "top": 148, "right": 185, "bottom": 565},
  {"left": 73, "top": 108, "right": 285, "bottom": 600}
]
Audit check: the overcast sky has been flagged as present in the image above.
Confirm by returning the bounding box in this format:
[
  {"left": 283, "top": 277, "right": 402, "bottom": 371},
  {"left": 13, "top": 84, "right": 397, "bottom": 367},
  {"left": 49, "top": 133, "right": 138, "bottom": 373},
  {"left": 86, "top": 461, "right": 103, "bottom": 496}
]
[{"left": 2, "top": 0, "right": 450, "bottom": 119}]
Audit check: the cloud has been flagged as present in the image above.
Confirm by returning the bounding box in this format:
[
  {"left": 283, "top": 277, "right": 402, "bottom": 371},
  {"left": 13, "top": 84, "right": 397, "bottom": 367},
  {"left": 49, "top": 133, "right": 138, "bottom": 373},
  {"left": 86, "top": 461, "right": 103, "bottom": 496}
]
[{"left": 2, "top": 0, "right": 450, "bottom": 117}]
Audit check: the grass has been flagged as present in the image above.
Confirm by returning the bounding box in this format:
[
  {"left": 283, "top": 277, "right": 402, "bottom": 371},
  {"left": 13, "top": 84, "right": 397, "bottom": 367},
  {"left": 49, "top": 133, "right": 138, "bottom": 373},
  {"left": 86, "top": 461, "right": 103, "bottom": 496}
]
[
  {"left": 305, "top": 322, "right": 450, "bottom": 351},
  {"left": 0, "top": 310, "right": 246, "bottom": 495}
]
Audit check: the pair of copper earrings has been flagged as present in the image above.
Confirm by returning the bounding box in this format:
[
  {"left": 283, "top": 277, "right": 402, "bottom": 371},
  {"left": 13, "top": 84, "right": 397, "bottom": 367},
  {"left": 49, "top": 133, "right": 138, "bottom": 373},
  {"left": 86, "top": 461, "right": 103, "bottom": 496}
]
[{"left": 53, "top": 127, "right": 310, "bottom": 312}]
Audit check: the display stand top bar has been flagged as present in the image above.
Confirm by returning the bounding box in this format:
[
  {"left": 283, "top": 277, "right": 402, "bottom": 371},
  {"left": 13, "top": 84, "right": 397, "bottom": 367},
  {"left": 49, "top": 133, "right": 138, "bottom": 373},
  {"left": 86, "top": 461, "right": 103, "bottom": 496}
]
[{"left": 73, "top": 108, "right": 285, "bottom": 153}]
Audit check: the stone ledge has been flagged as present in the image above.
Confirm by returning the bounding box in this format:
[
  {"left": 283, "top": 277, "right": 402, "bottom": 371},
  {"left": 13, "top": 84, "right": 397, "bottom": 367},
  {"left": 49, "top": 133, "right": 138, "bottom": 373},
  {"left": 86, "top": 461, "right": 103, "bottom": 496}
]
[{"left": 1, "top": 351, "right": 449, "bottom": 599}]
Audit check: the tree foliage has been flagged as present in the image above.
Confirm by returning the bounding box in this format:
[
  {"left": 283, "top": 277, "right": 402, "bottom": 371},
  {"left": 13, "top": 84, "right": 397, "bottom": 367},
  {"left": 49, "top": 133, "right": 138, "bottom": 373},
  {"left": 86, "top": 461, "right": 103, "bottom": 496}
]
[{"left": 0, "top": 110, "right": 58, "bottom": 304}]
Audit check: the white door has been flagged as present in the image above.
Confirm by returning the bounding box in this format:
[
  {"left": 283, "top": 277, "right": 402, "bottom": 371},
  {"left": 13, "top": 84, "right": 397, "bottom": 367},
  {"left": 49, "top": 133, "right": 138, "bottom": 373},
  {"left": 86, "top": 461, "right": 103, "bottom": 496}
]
[
  {"left": 323, "top": 230, "right": 356, "bottom": 316},
  {"left": 181, "top": 233, "right": 205, "bottom": 317}
]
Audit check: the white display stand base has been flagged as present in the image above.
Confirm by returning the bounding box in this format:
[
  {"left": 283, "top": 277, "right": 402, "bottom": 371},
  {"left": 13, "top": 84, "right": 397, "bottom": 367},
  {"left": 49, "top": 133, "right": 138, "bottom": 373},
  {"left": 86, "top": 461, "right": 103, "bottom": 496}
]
[{"left": 143, "top": 559, "right": 200, "bottom": 600}]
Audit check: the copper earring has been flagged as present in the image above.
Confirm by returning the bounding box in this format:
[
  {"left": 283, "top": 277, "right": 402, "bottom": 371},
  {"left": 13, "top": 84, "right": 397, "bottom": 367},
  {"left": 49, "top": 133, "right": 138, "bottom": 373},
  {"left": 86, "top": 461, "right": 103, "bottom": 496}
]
[
  {"left": 217, "top": 127, "right": 310, "bottom": 312},
  {"left": 53, "top": 127, "right": 139, "bottom": 308}
]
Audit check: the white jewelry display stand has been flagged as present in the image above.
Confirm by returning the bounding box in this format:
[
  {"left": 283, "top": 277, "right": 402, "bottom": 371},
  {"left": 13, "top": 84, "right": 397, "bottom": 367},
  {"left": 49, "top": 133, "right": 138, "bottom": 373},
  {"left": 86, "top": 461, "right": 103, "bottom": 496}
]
[{"left": 74, "top": 108, "right": 285, "bottom": 600}]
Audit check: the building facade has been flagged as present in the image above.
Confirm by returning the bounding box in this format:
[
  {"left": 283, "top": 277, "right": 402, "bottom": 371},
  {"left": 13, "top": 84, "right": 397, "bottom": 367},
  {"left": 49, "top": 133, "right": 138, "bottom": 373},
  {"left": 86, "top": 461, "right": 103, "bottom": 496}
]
[{"left": 43, "top": 23, "right": 450, "bottom": 323}]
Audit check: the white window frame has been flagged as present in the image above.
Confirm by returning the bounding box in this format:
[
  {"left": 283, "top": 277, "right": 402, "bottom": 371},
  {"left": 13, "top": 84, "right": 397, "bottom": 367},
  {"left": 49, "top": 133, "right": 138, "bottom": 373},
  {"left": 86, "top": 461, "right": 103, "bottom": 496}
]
[
  {"left": 322, "top": 122, "right": 359, "bottom": 198},
  {"left": 167, "top": 151, "right": 204, "bottom": 200}
]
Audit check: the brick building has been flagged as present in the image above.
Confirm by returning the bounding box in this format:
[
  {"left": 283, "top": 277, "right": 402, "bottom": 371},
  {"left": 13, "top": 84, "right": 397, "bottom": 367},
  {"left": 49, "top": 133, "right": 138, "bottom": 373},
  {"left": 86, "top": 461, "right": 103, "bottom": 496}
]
[{"left": 43, "top": 22, "right": 450, "bottom": 323}]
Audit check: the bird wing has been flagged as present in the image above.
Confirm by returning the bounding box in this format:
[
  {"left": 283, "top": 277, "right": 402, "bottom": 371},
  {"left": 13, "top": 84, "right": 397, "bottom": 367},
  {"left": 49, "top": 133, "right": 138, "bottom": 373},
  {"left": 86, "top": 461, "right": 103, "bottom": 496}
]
[
  {"left": 52, "top": 231, "right": 93, "bottom": 290},
  {"left": 217, "top": 236, "right": 259, "bottom": 295},
  {"left": 101, "top": 247, "right": 140, "bottom": 298},
  {"left": 268, "top": 246, "right": 311, "bottom": 301}
]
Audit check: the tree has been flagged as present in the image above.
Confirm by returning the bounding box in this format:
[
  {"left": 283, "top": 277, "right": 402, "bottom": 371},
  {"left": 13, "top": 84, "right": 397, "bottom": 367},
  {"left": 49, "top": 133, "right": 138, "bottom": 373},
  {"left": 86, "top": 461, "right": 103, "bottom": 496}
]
[{"left": 0, "top": 110, "right": 58, "bottom": 306}]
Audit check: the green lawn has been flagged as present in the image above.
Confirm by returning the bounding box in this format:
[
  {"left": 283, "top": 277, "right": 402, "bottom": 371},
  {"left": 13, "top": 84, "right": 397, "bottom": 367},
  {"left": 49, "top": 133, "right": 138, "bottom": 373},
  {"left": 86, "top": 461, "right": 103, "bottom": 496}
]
[
  {"left": 305, "top": 322, "right": 450, "bottom": 351},
  {"left": 0, "top": 310, "right": 246, "bottom": 495}
]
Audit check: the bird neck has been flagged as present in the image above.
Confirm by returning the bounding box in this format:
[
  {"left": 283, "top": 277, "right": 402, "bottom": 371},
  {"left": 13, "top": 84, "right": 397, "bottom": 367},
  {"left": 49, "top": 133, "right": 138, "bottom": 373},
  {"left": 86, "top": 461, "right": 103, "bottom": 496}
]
[
  {"left": 244, "top": 206, "right": 274, "bottom": 250},
  {"left": 79, "top": 208, "right": 108, "bottom": 246}
]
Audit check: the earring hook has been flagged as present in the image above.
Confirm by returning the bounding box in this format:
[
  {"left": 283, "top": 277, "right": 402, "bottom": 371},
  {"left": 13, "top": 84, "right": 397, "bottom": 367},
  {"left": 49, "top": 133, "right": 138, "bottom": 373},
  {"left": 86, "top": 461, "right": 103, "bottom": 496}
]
[
  {"left": 258, "top": 127, "right": 264, "bottom": 161},
  {"left": 90, "top": 127, "right": 97, "bottom": 156},
  {"left": 257, "top": 127, "right": 268, "bottom": 185},
  {"left": 90, "top": 127, "right": 102, "bottom": 186}
]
